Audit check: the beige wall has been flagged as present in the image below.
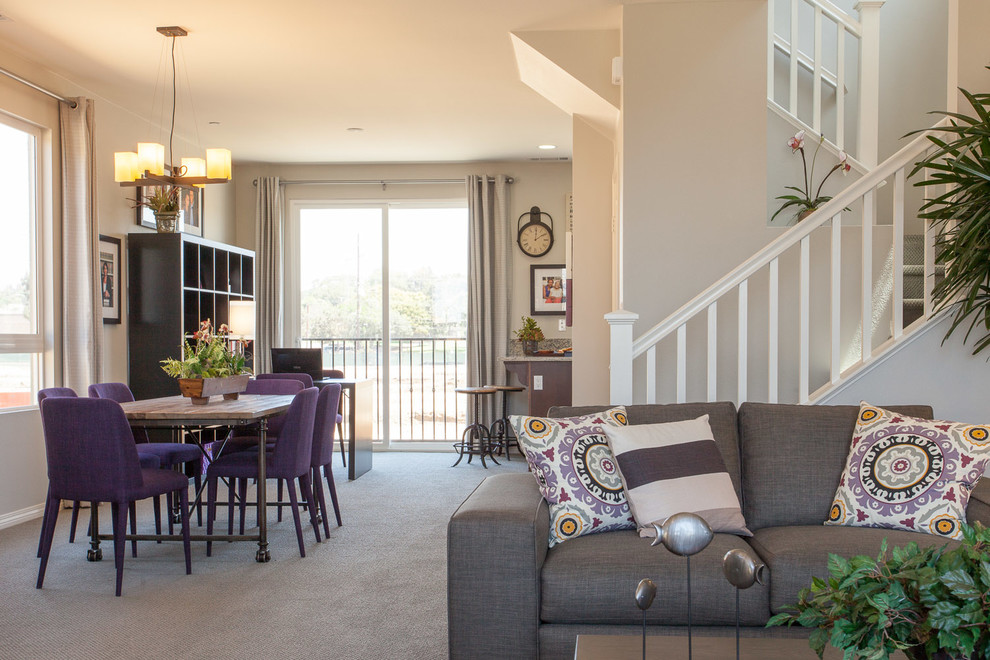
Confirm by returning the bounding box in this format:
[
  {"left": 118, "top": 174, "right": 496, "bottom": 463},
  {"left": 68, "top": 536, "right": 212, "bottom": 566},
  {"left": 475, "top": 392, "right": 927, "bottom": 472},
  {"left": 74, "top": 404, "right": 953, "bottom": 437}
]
[{"left": 620, "top": 1, "right": 769, "bottom": 334}]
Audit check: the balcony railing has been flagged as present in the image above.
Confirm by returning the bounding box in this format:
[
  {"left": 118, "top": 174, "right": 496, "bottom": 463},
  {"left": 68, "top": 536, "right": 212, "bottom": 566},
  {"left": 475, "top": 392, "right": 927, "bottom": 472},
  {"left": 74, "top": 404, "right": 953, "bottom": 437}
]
[{"left": 301, "top": 336, "right": 467, "bottom": 442}]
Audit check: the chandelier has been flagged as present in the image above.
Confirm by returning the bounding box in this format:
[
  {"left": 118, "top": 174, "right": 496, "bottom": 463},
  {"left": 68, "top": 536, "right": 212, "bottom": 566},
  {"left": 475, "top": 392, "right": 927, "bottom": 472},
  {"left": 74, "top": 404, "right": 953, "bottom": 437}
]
[{"left": 114, "top": 26, "right": 231, "bottom": 189}]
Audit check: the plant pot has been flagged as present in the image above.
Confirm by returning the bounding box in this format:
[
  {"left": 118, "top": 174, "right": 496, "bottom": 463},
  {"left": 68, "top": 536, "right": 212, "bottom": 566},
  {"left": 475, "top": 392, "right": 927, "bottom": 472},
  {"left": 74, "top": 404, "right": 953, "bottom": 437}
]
[
  {"left": 797, "top": 207, "right": 817, "bottom": 222},
  {"left": 521, "top": 340, "right": 539, "bottom": 356},
  {"left": 177, "top": 374, "right": 250, "bottom": 405},
  {"left": 154, "top": 210, "right": 180, "bottom": 233}
]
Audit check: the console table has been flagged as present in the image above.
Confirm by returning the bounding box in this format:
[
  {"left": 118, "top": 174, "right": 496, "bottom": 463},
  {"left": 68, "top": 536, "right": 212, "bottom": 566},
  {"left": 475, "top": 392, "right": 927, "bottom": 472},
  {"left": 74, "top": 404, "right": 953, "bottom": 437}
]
[
  {"left": 314, "top": 377, "right": 374, "bottom": 480},
  {"left": 499, "top": 356, "right": 571, "bottom": 417}
]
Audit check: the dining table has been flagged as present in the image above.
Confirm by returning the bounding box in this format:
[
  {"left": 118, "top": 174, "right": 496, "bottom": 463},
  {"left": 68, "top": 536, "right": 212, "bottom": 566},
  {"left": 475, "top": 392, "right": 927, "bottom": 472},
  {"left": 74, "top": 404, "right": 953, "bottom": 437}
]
[{"left": 108, "top": 393, "right": 297, "bottom": 562}]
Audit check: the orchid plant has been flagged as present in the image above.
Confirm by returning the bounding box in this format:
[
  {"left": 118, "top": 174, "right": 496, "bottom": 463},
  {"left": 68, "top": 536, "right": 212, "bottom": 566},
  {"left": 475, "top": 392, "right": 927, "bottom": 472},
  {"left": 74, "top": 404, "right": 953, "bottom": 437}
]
[
  {"left": 772, "top": 130, "right": 852, "bottom": 223},
  {"left": 160, "top": 319, "right": 249, "bottom": 379}
]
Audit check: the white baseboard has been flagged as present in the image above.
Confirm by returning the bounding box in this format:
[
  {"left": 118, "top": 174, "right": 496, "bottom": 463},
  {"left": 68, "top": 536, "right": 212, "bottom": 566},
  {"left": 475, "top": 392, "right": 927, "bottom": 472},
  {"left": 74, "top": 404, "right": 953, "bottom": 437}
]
[{"left": 0, "top": 503, "right": 44, "bottom": 530}]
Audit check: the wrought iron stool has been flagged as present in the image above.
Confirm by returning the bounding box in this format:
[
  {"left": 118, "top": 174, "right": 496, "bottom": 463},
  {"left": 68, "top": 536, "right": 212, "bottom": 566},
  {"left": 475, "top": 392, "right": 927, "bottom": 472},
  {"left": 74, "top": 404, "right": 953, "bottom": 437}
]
[
  {"left": 452, "top": 386, "right": 498, "bottom": 468},
  {"left": 487, "top": 384, "right": 526, "bottom": 460}
]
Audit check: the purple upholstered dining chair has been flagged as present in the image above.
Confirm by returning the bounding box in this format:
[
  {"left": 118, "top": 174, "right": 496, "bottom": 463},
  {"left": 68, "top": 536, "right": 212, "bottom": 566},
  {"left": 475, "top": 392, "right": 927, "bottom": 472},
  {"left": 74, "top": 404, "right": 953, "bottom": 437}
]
[
  {"left": 310, "top": 383, "right": 343, "bottom": 541},
  {"left": 36, "top": 388, "right": 162, "bottom": 558},
  {"left": 206, "top": 387, "right": 319, "bottom": 558},
  {"left": 321, "top": 369, "right": 348, "bottom": 468},
  {"left": 256, "top": 372, "right": 314, "bottom": 388},
  {"left": 37, "top": 397, "right": 192, "bottom": 596},
  {"left": 88, "top": 382, "right": 204, "bottom": 527}
]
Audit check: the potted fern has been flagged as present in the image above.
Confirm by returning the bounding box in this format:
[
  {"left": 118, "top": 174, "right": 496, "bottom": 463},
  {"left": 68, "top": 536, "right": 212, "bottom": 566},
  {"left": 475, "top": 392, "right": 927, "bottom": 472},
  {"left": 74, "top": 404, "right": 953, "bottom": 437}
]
[
  {"left": 909, "top": 73, "right": 990, "bottom": 355},
  {"left": 160, "top": 319, "right": 251, "bottom": 404}
]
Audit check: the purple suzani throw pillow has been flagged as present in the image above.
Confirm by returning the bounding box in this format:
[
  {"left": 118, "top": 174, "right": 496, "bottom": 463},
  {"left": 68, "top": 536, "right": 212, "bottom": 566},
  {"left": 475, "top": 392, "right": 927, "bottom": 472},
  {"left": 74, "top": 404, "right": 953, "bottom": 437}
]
[
  {"left": 510, "top": 407, "right": 634, "bottom": 546},
  {"left": 825, "top": 402, "right": 990, "bottom": 539}
]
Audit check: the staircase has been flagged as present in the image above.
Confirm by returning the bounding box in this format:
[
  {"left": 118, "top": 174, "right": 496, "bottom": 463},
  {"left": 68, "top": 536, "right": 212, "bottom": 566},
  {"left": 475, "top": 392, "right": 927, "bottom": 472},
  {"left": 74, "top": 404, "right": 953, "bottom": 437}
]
[{"left": 607, "top": 0, "right": 950, "bottom": 407}]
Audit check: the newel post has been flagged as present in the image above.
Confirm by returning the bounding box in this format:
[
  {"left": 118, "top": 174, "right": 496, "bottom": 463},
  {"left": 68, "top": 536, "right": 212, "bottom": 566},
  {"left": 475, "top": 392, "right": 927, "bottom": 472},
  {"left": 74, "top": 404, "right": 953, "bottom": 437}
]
[
  {"left": 605, "top": 309, "right": 638, "bottom": 405},
  {"left": 855, "top": 1, "right": 884, "bottom": 168}
]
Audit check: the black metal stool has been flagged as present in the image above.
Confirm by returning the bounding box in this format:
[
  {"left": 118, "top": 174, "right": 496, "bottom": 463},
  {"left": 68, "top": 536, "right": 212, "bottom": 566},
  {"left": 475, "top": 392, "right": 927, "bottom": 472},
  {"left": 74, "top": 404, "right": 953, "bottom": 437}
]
[
  {"left": 487, "top": 384, "right": 526, "bottom": 460},
  {"left": 452, "top": 386, "right": 499, "bottom": 468}
]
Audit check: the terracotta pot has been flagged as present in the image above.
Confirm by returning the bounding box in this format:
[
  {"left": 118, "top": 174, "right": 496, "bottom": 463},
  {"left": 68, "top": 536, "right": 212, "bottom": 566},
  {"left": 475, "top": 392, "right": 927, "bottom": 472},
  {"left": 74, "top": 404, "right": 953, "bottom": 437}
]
[
  {"left": 797, "top": 207, "right": 817, "bottom": 222},
  {"left": 177, "top": 374, "right": 250, "bottom": 405},
  {"left": 154, "top": 210, "right": 180, "bottom": 233}
]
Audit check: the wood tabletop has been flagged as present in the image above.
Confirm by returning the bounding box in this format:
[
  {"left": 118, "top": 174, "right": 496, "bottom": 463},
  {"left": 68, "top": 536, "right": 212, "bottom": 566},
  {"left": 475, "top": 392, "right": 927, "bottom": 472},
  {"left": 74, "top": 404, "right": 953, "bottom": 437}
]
[{"left": 119, "top": 394, "right": 295, "bottom": 426}]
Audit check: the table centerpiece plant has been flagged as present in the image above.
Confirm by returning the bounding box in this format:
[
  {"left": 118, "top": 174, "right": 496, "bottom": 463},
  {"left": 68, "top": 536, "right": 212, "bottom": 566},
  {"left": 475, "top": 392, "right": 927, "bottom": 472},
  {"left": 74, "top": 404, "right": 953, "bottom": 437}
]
[
  {"left": 514, "top": 316, "right": 545, "bottom": 356},
  {"left": 160, "top": 319, "right": 251, "bottom": 404},
  {"left": 771, "top": 130, "right": 853, "bottom": 224},
  {"left": 767, "top": 522, "right": 990, "bottom": 660}
]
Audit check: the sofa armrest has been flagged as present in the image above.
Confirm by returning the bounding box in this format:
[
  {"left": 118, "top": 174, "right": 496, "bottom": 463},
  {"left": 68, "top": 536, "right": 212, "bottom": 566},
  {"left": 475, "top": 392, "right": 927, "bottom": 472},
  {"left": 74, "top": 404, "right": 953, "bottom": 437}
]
[
  {"left": 968, "top": 477, "right": 990, "bottom": 527},
  {"left": 448, "top": 473, "right": 549, "bottom": 660}
]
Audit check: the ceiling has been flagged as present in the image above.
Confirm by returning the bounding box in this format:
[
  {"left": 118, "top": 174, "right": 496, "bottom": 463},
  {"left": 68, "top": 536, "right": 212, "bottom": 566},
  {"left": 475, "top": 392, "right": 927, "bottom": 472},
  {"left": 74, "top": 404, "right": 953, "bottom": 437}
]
[{"left": 0, "top": 0, "right": 624, "bottom": 164}]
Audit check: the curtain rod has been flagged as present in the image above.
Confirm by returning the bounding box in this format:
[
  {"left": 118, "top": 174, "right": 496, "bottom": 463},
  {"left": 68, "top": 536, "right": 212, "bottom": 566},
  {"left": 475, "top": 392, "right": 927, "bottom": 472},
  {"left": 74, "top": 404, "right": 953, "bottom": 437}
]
[
  {"left": 252, "top": 176, "right": 513, "bottom": 186},
  {"left": 0, "top": 66, "right": 77, "bottom": 108}
]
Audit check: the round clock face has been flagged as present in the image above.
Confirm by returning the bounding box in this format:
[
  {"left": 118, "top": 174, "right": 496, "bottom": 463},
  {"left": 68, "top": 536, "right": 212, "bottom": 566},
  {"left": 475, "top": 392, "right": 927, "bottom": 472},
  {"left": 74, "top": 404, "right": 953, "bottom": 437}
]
[{"left": 518, "top": 223, "right": 553, "bottom": 257}]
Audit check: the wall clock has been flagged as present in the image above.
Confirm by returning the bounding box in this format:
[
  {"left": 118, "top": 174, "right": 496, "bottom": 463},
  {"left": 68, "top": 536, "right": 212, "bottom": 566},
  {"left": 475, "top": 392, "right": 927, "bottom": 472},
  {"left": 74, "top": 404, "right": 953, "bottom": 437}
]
[{"left": 517, "top": 206, "right": 554, "bottom": 258}]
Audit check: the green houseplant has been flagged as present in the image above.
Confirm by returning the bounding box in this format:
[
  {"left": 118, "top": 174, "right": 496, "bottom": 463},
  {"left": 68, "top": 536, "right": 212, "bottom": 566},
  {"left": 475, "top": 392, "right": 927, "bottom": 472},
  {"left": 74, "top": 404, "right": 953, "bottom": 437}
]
[
  {"left": 768, "top": 522, "right": 990, "bottom": 659},
  {"left": 514, "top": 316, "right": 545, "bottom": 355},
  {"left": 133, "top": 185, "right": 181, "bottom": 233},
  {"left": 909, "top": 76, "right": 990, "bottom": 356},
  {"left": 161, "top": 319, "right": 251, "bottom": 404}
]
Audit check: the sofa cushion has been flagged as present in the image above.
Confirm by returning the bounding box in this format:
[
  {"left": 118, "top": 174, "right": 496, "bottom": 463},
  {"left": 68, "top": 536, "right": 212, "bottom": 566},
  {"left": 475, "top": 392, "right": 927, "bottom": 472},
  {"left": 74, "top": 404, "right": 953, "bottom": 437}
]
[
  {"left": 824, "top": 403, "right": 990, "bottom": 540},
  {"left": 603, "top": 416, "right": 751, "bottom": 537},
  {"left": 511, "top": 407, "right": 635, "bottom": 546},
  {"left": 749, "top": 525, "right": 959, "bottom": 614},
  {"left": 737, "top": 403, "right": 934, "bottom": 529},
  {"left": 540, "top": 530, "right": 770, "bottom": 626},
  {"left": 550, "top": 402, "right": 743, "bottom": 499}
]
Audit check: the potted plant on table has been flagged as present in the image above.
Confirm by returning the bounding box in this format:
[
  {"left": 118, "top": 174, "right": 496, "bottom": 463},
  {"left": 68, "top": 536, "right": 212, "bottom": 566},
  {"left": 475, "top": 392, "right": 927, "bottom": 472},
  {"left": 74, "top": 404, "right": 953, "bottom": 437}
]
[
  {"left": 133, "top": 185, "right": 181, "bottom": 233},
  {"left": 160, "top": 319, "right": 252, "bottom": 405},
  {"left": 768, "top": 522, "right": 990, "bottom": 659},
  {"left": 514, "top": 316, "right": 545, "bottom": 356}
]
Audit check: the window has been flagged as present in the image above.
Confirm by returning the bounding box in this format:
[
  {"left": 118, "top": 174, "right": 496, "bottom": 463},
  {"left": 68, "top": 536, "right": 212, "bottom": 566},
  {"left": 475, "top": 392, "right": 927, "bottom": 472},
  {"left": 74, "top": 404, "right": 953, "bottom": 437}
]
[{"left": 0, "top": 113, "right": 45, "bottom": 409}]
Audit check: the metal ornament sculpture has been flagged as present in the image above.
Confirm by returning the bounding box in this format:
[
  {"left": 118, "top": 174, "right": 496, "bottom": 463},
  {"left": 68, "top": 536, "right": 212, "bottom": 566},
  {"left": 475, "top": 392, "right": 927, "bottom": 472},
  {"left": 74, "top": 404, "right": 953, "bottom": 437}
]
[
  {"left": 651, "top": 513, "right": 714, "bottom": 660},
  {"left": 634, "top": 578, "right": 657, "bottom": 660},
  {"left": 722, "top": 548, "right": 768, "bottom": 660}
]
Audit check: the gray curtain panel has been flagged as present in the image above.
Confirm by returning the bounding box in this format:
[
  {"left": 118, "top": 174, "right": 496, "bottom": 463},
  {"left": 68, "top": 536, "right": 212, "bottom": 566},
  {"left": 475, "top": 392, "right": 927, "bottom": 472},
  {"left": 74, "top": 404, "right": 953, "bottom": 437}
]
[
  {"left": 466, "top": 174, "right": 510, "bottom": 424},
  {"left": 255, "top": 176, "right": 283, "bottom": 374},
  {"left": 59, "top": 97, "right": 102, "bottom": 392}
]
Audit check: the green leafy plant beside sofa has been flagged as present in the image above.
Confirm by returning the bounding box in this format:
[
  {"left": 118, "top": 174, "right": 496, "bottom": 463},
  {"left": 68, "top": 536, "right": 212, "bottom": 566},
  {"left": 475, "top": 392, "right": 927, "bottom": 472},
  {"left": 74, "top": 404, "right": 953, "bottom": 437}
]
[{"left": 768, "top": 522, "right": 990, "bottom": 660}]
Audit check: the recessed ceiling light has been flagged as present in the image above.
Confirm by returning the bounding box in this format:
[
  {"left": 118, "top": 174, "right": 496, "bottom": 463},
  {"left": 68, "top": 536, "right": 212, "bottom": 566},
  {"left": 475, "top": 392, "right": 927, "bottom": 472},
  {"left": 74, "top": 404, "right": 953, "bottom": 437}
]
[
  {"left": 347, "top": 127, "right": 364, "bottom": 132},
  {"left": 538, "top": 144, "right": 557, "bottom": 150}
]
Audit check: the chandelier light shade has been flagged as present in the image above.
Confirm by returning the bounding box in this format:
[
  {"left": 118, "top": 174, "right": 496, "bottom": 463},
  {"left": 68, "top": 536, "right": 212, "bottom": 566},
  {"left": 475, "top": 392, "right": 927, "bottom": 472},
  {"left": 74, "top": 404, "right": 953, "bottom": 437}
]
[{"left": 114, "top": 26, "right": 231, "bottom": 190}]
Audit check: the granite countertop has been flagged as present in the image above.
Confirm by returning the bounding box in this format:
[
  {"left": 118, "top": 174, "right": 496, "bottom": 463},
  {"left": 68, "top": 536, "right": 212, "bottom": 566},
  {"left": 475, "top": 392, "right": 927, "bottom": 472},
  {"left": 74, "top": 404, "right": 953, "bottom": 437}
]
[{"left": 499, "top": 355, "right": 572, "bottom": 362}]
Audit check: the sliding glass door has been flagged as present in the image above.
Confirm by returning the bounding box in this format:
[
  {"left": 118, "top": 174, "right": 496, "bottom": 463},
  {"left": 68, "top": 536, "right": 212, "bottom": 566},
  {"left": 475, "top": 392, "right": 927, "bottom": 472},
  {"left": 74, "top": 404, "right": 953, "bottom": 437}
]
[{"left": 290, "top": 201, "right": 468, "bottom": 446}]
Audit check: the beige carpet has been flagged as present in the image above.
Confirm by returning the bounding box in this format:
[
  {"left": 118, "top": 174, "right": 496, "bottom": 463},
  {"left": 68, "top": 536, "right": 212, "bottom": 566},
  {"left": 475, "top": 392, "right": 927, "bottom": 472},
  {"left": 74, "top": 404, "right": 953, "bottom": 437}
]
[{"left": 0, "top": 451, "right": 529, "bottom": 660}]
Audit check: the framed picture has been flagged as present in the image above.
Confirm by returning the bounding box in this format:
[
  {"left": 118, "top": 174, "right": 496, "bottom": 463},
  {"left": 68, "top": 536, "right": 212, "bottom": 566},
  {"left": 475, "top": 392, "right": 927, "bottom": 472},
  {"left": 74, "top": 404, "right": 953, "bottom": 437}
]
[
  {"left": 135, "top": 185, "right": 204, "bottom": 236},
  {"left": 98, "top": 235, "right": 121, "bottom": 324},
  {"left": 531, "top": 264, "right": 567, "bottom": 316}
]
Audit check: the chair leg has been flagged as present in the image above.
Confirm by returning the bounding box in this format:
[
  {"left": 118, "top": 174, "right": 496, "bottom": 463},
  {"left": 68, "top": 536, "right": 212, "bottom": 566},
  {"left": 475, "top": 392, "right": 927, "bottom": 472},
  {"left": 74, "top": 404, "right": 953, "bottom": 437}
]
[
  {"left": 286, "top": 478, "right": 306, "bottom": 558},
  {"left": 36, "top": 497, "right": 60, "bottom": 589},
  {"left": 193, "top": 473, "right": 203, "bottom": 527},
  {"left": 129, "top": 501, "right": 138, "bottom": 558},
  {"left": 228, "top": 479, "right": 237, "bottom": 535},
  {"left": 337, "top": 422, "right": 346, "bottom": 467},
  {"left": 68, "top": 500, "right": 81, "bottom": 543},
  {"left": 112, "top": 502, "right": 127, "bottom": 596},
  {"left": 277, "top": 479, "right": 285, "bottom": 522},
  {"left": 178, "top": 487, "right": 192, "bottom": 575},
  {"left": 166, "top": 491, "right": 174, "bottom": 536},
  {"left": 206, "top": 476, "right": 217, "bottom": 557},
  {"left": 301, "top": 471, "right": 319, "bottom": 543},
  {"left": 37, "top": 490, "right": 53, "bottom": 558},
  {"left": 153, "top": 495, "right": 162, "bottom": 542},
  {"left": 238, "top": 478, "right": 248, "bottom": 535},
  {"left": 324, "top": 461, "right": 342, "bottom": 527},
  {"left": 314, "top": 466, "right": 329, "bottom": 540}
]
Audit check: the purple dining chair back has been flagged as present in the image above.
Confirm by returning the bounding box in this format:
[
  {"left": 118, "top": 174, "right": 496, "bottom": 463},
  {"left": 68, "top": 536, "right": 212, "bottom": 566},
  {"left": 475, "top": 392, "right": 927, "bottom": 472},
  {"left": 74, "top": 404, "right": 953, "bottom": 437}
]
[
  {"left": 40, "top": 397, "right": 144, "bottom": 503},
  {"left": 312, "top": 384, "right": 342, "bottom": 467},
  {"left": 88, "top": 382, "right": 150, "bottom": 444},
  {"left": 245, "top": 378, "right": 304, "bottom": 396},
  {"left": 270, "top": 387, "right": 318, "bottom": 478},
  {"left": 257, "top": 372, "right": 315, "bottom": 388},
  {"left": 38, "top": 387, "right": 77, "bottom": 403}
]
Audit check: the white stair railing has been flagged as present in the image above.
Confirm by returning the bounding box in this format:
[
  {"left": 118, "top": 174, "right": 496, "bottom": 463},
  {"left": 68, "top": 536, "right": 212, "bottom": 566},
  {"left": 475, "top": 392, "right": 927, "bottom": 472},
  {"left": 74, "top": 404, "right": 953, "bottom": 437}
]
[
  {"left": 768, "top": 0, "right": 884, "bottom": 168},
  {"left": 608, "top": 120, "right": 945, "bottom": 406}
]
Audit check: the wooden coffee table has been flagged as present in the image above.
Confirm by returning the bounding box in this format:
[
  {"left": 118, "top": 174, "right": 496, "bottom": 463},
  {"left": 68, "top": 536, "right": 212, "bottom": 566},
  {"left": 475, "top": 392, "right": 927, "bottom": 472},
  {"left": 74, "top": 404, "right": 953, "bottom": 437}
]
[{"left": 574, "top": 634, "right": 909, "bottom": 659}]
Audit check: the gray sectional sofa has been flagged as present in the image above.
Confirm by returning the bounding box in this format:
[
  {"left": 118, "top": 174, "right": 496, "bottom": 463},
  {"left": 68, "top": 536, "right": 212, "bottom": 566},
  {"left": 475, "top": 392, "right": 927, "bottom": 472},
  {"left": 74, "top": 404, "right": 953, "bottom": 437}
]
[{"left": 447, "top": 401, "right": 990, "bottom": 660}]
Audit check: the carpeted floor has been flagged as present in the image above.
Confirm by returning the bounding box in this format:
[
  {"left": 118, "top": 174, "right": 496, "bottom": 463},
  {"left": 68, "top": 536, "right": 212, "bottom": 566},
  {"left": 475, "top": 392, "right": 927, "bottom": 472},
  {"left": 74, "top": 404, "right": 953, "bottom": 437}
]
[{"left": 0, "top": 451, "right": 528, "bottom": 660}]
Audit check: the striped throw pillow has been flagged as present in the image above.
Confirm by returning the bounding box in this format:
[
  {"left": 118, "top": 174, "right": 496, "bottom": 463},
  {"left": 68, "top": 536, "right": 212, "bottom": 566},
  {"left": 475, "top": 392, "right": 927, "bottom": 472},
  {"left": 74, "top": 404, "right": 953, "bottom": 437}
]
[{"left": 603, "top": 415, "right": 751, "bottom": 538}]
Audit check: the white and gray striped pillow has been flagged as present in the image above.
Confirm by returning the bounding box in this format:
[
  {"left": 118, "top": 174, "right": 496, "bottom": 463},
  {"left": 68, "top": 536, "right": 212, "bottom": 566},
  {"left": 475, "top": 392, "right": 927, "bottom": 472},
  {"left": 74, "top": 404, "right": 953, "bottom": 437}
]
[{"left": 603, "top": 415, "right": 751, "bottom": 538}]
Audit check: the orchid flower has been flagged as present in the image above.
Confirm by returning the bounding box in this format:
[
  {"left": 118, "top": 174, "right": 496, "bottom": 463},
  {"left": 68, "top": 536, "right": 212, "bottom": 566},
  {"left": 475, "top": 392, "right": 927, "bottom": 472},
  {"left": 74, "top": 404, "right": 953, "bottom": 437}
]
[
  {"left": 773, "top": 132, "right": 854, "bottom": 224},
  {"left": 788, "top": 131, "right": 805, "bottom": 152}
]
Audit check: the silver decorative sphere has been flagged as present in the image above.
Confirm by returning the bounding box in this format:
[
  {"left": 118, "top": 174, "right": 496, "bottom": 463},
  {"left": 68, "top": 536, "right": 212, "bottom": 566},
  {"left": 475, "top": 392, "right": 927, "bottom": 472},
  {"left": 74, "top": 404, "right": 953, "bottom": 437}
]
[
  {"left": 722, "top": 548, "right": 767, "bottom": 590},
  {"left": 634, "top": 578, "right": 657, "bottom": 611},
  {"left": 650, "top": 512, "right": 714, "bottom": 557}
]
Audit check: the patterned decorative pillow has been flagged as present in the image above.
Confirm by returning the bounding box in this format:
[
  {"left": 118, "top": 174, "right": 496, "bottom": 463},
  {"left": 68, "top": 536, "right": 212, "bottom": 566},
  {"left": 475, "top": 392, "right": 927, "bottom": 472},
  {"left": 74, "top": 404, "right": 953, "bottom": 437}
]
[
  {"left": 825, "top": 402, "right": 990, "bottom": 539},
  {"left": 510, "top": 407, "right": 634, "bottom": 546},
  {"left": 603, "top": 416, "right": 751, "bottom": 538}
]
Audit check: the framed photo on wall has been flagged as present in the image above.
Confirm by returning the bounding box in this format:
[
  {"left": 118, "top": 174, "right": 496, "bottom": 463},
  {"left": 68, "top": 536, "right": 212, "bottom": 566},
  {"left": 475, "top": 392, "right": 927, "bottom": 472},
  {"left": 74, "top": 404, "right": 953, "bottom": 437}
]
[
  {"left": 135, "top": 185, "right": 204, "bottom": 236},
  {"left": 98, "top": 234, "right": 121, "bottom": 324},
  {"left": 531, "top": 264, "right": 567, "bottom": 316}
]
